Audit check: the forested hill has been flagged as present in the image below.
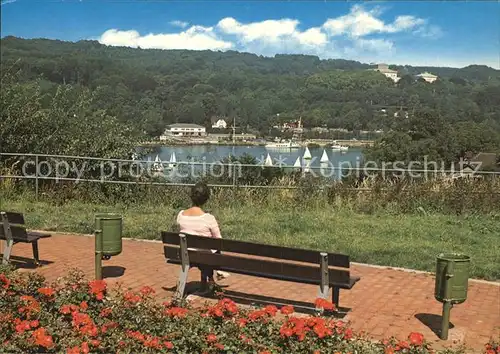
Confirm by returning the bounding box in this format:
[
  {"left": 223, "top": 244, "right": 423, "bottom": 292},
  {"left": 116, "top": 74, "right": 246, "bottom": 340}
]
[{"left": 1, "top": 36, "right": 500, "bottom": 138}]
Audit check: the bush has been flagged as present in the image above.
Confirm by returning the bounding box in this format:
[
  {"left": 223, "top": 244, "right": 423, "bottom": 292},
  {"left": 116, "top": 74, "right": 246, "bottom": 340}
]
[{"left": 0, "top": 266, "right": 484, "bottom": 353}]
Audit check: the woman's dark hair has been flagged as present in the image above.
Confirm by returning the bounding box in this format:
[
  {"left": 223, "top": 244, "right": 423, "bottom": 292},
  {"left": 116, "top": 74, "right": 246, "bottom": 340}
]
[{"left": 190, "top": 182, "right": 210, "bottom": 207}]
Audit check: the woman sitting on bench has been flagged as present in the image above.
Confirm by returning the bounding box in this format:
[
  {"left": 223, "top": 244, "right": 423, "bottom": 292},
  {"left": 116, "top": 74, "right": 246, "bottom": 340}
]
[{"left": 175, "top": 182, "right": 229, "bottom": 292}]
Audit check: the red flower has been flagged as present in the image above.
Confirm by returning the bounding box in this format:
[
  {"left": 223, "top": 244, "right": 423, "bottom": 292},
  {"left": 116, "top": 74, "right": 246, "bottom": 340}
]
[
  {"left": 38, "top": 287, "right": 55, "bottom": 297},
  {"left": 313, "top": 323, "right": 333, "bottom": 338},
  {"left": 60, "top": 304, "right": 79, "bottom": 315},
  {"left": 279, "top": 324, "right": 294, "bottom": 337},
  {"left": 259, "top": 351, "right": 271, "bottom": 354},
  {"left": 396, "top": 341, "right": 410, "bottom": 350},
  {"left": 30, "top": 320, "right": 39, "bottom": 328},
  {"left": 90, "top": 340, "right": 101, "bottom": 347},
  {"left": 264, "top": 305, "right": 278, "bottom": 316},
  {"left": 214, "top": 343, "right": 224, "bottom": 350},
  {"left": 99, "top": 307, "right": 112, "bottom": 317},
  {"left": 0, "top": 274, "right": 10, "bottom": 289},
  {"left": 124, "top": 291, "right": 141, "bottom": 304},
  {"left": 81, "top": 342, "right": 90, "bottom": 354},
  {"left": 280, "top": 305, "right": 294, "bottom": 315},
  {"left": 163, "top": 341, "right": 174, "bottom": 349},
  {"left": 140, "top": 286, "right": 155, "bottom": 296},
  {"left": 408, "top": 332, "right": 424, "bottom": 346},
  {"left": 143, "top": 336, "right": 162, "bottom": 349},
  {"left": 14, "top": 319, "right": 31, "bottom": 333},
  {"left": 344, "top": 328, "right": 353, "bottom": 340},
  {"left": 248, "top": 309, "right": 267, "bottom": 321},
  {"left": 385, "top": 347, "right": 395, "bottom": 354},
  {"left": 67, "top": 346, "right": 80, "bottom": 354},
  {"left": 32, "top": 327, "right": 54, "bottom": 349},
  {"left": 79, "top": 301, "right": 88, "bottom": 311},
  {"left": 206, "top": 334, "right": 217, "bottom": 343},
  {"left": 314, "top": 298, "right": 336, "bottom": 311},
  {"left": 19, "top": 295, "right": 41, "bottom": 317},
  {"left": 88, "top": 280, "right": 106, "bottom": 300},
  {"left": 165, "top": 307, "right": 188, "bottom": 318},
  {"left": 237, "top": 318, "right": 248, "bottom": 327}
]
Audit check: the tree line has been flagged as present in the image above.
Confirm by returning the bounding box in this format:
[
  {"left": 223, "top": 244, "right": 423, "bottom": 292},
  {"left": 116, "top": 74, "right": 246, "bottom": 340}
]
[{"left": 1, "top": 36, "right": 499, "bottom": 166}]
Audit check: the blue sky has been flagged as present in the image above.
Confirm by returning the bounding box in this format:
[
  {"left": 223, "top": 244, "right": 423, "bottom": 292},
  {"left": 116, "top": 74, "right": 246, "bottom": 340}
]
[{"left": 1, "top": 0, "right": 499, "bottom": 68}]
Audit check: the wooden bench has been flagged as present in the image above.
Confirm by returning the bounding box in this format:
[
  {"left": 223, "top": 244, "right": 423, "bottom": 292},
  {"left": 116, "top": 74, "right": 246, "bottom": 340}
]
[
  {"left": 0, "top": 211, "right": 52, "bottom": 266},
  {"left": 161, "top": 232, "right": 360, "bottom": 310}
]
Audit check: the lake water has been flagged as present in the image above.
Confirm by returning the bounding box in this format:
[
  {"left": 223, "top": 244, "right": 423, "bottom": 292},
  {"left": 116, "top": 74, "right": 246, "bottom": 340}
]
[{"left": 143, "top": 145, "right": 364, "bottom": 180}]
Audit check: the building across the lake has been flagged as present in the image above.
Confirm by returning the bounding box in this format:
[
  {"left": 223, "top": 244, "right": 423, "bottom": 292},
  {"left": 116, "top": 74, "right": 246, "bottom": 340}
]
[
  {"left": 373, "top": 63, "right": 400, "bottom": 83},
  {"left": 416, "top": 72, "right": 438, "bottom": 83},
  {"left": 211, "top": 116, "right": 228, "bottom": 129},
  {"left": 208, "top": 133, "right": 257, "bottom": 142},
  {"left": 160, "top": 123, "right": 207, "bottom": 140}
]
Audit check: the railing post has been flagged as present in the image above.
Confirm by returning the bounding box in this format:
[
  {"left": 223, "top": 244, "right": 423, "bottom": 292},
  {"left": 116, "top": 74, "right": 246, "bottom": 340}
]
[
  {"left": 35, "top": 155, "right": 39, "bottom": 201},
  {"left": 232, "top": 162, "right": 236, "bottom": 188}
]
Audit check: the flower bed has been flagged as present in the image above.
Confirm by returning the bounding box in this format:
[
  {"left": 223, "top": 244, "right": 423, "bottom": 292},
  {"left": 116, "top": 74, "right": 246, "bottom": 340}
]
[{"left": 0, "top": 266, "right": 496, "bottom": 353}]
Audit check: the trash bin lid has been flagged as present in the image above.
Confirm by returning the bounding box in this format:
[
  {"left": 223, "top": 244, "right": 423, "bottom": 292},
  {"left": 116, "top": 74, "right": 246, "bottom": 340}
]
[
  {"left": 95, "top": 213, "right": 122, "bottom": 219},
  {"left": 437, "top": 253, "right": 470, "bottom": 262}
]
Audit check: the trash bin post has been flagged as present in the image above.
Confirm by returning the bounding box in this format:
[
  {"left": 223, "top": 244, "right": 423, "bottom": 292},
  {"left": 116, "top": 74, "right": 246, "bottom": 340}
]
[{"left": 95, "top": 229, "right": 103, "bottom": 280}]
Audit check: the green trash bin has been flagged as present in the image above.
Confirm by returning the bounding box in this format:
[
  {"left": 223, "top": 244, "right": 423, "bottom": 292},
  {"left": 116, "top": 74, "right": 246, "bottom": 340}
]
[
  {"left": 95, "top": 213, "right": 123, "bottom": 259},
  {"left": 434, "top": 253, "right": 470, "bottom": 340},
  {"left": 435, "top": 253, "right": 470, "bottom": 304}
]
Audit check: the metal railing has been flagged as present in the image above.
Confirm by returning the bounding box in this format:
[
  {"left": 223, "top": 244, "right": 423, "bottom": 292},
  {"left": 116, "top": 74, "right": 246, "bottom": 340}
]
[{"left": 1, "top": 152, "right": 499, "bottom": 200}]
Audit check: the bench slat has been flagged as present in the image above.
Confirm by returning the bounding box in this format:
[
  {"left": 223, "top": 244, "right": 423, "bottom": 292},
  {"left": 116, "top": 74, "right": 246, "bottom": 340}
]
[
  {"left": 164, "top": 245, "right": 351, "bottom": 285},
  {"left": 0, "top": 225, "right": 30, "bottom": 241},
  {"left": 162, "top": 232, "right": 350, "bottom": 268},
  {"left": 4, "top": 212, "right": 25, "bottom": 225}
]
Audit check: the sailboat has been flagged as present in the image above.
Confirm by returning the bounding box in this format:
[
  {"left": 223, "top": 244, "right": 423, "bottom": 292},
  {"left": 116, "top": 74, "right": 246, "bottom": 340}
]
[
  {"left": 152, "top": 155, "right": 163, "bottom": 172},
  {"left": 332, "top": 140, "right": 348, "bottom": 151},
  {"left": 303, "top": 159, "right": 311, "bottom": 173},
  {"left": 264, "top": 153, "right": 273, "bottom": 166},
  {"left": 168, "top": 152, "right": 177, "bottom": 169},
  {"left": 303, "top": 146, "right": 312, "bottom": 160},
  {"left": 293, "top": 156, "right": 302, "bottom": 169},
  {"left": 320, "top": 149, "right": 329, "bottom": 163}
]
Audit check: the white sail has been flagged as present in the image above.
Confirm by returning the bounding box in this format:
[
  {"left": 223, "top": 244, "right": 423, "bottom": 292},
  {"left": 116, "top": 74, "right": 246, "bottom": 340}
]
[
  {"left": 303, "top": 147, "right": 312, "bottom": 160},
  {"left": 154, "top": 154, "right": 161, "bottom": 162},
  {"left": 320, "top": 149, "right": 329, "bottom": 163},
  {"left": 264, "top": 153, "right": 273, "bottom": 166},
  {"left": 293, "top": 156, "right": 302, "bottom": 168},
  {"left": 170, "top": 152, "right": 177, "bottom": 163},
  {"left": 304, "top": 160, "right": 311, "bottom": 173}
]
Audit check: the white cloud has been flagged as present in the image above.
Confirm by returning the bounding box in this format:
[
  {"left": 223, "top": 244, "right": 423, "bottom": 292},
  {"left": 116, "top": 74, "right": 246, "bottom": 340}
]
[
  {"left": 1, "top": 0, "right": 17, "bottom": 6},
  {"left": 170, "top": 20, "right": 189, "bottom": 28},
  {"left": 98, "top": 4, "right": 443, "bottom": 63},
  {"left": 99, "top": 27, "right": 233, "bottom": 51},
  {"left": 413, "top": 25, "right": 444, "bottom": 39},
  {"left": 322, "top": 5, "right": 428, "bottom": 38},
  {"left": 354, "top": 38, "right": 394, "bottom": 52}
]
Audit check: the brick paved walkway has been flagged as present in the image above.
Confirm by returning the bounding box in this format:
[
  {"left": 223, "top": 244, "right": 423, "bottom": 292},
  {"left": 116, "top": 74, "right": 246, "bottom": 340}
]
[{"left": 2, "top": 233, "right": 499, "bottom": 352}]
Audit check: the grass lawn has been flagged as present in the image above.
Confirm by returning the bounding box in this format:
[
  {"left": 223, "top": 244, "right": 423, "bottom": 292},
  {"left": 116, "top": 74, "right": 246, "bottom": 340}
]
[{"left": 3, "top": 197, "right": 500, "bottom": 281}]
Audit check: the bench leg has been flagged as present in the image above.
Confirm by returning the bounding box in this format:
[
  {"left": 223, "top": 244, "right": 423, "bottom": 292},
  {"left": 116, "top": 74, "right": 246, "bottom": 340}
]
[
  {"left": 317, "top": 284, "right": 329, "bottom": 299},
  {"left": 332, "top": 287, "right": 340, "bottom": 308},
  {"left": 31, "top": 241, "right": 40, "bottom": 266},
  {"left": 173, "top": 263, "right": 189, "bottom": 301},
  {"left": 2, "top": 239, "right": 14, "bottom": 265}
]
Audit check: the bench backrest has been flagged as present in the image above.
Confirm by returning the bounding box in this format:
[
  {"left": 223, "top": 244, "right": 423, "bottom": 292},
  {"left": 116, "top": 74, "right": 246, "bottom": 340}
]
[
  {"left": 0, "top": 211, "right": 29, "bottom": 241},
  {"left": 162, "top": 232, "right": 352, "bottom": 286}
]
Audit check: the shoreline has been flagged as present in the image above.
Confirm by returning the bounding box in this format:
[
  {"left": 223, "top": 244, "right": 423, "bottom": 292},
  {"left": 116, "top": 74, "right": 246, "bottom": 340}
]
[{"left": 138, "top": 139, "right": 374, "bottom": 148}]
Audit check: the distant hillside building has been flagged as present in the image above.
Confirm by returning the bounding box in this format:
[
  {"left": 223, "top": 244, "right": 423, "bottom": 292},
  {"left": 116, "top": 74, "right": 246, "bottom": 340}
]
[
  {"left": 416, "top": 72, "right": 438, "bottom": 83},
  {"left": 211, "top": 116, "right": 228, "bottom": 129},
  {"left": 374, "top": 63, "right": 400, "bottom": 83},
  {"left": 160, "top": 123, "right": 206, "bottom": 139}
]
